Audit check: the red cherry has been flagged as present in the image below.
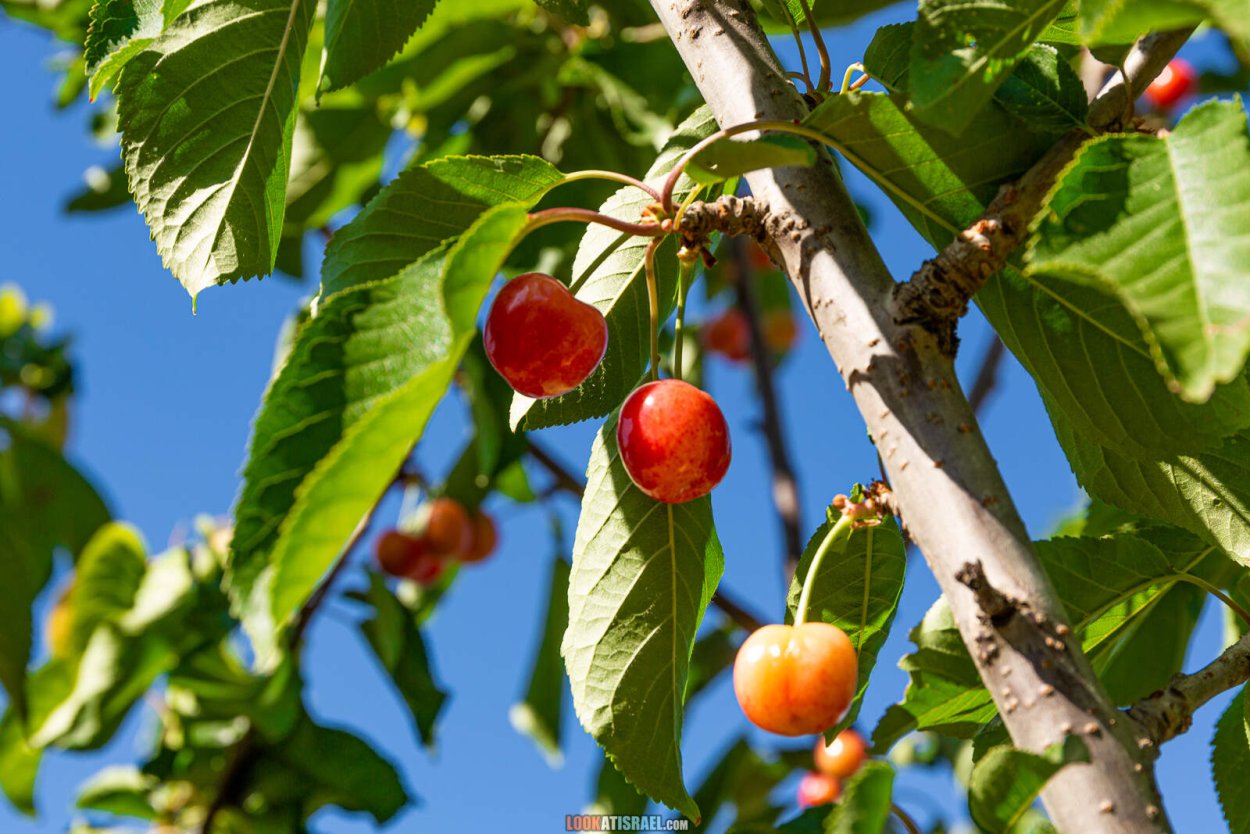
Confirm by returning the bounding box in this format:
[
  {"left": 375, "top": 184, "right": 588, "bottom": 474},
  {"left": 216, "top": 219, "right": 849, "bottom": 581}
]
[
  {"left": 814, "top": 728, "right": 868, "bottom": 779},
  {"left": 797, "top": 772, "right": 841, "bottom": 808},
  {"left": 484, "top": 273, "right": 608, "bottom": 398},
  {"left": 733, "top": 622, "right": 858, "bottom": 736},
  {"left": 423, "top": 498, "right": 473, "bottom": 556},
  {"left": 617, "top": 379, "right": 731, "bottom": 504},
  {"left": 375, "top": 530, "right": 426, "bottom": 578},
  {"left": 1144, "top": 59, "right": 1196, "bottom": 111},
  {"left": 407, "top": 549, "right": 447, "bottom": 585},
  {"left": 763, "top": 310, "right": 799, "bottom": 354},
  {"left": 460, "top": 511, "right": 498, "bottom": 564},
  {"left": 702, "top": 309, "right": 751, "bottom": 362}
]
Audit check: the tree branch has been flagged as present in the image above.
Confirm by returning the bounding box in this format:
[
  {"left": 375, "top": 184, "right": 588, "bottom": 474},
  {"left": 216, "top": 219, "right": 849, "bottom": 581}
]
[
  {"left": 891, "top": 27, "right": 1194, "bottom": 350},
  {"left": 967, "top": 336, "right": 1006, "bottom": 416},
  {"left": 1127, "top": 632, "right": 1250, "bottom": 748},
  {"left": 525, "top": 437, "right": 769, "bottom": 632},
  {"left": 651, "top": 2, "right": 1170, "bottom": 830},
  {"left": 728, "top": 237, "right": 804, "bottom": 581}
]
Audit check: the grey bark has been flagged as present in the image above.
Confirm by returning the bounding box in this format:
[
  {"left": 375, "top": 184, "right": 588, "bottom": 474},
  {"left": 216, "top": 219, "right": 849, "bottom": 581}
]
[{"left": 649, "top": 1, "right": 1169, "bottom": 830}]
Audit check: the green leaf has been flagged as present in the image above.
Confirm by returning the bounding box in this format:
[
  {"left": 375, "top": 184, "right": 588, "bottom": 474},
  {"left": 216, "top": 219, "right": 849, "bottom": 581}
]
[
  {"left": 0, "top": 419, "right": 110, "bottom": 717},
  {"left": 283, "top": 105, "right": 392, "bottom": 232},
  {"left": 534, "top": 0, "right": 588, "bottom": 24},
  {"left": 684, "top": 621, "right": 738, "bottom": 704},
  {"left": 510, "top": 555, "right": 569, "bottom": 765},
  {"left": 1078, "top": 0, "right": 1250, "bottom": 45},
  {"left": 993, "top": 44, "right": 1089, "bottom": 136},
  {"left": 824, "top": 760, "right": 895, "bottom": 834},
  {"left": 83, "top": 0, "right": 166, "bottom": 100},
  {"left": 969, "top": 736, "right": 1090, "bottom": 833},
  {"left": 1027, "top": 99, "right": 1250, "bottom": 402},
  {"left": 786, "top": 517, "right": 907, "bottom": 732},
  {"left": 114, "top": 0, "right": 317, "bottom": 298},
  {"left": 355, "top": 573, "right": 448, "bottom": 748},
  {"left": 29, "top": 533, "right": 196, "bottom": 749},
  {"left": 321, "top": 155, "right": 564, "bottom": 296},
  {"left": 259, "top": 716, "right": 409, "bottom": 822},
  {"left": 76, "top": 766, "right": 159, "bottom": 820},
  {"left": 686, "top": 135, "right": 817, "bottom": 186},
  {"left": 909, "top": 0, "right": 1067, "bottom": 134},
  {"left": 512, "top": 106, "right": 718, "bottom": 430},
  {"left": 1213, "top": 687, "right": 1250, "bottom": 834},
  {"left": 320, "top": 0, "right": 438, "bottom": 92},
  {"left": 872, "top": 601, "right": 998, "bottom": 752},
  {"left": 562, "top": 411, "right": 725, "bottom": 820},
  {"left": 0, "top": 710, "right": 39, "bottom": 816},
  {"left": 803, "top": 90, "right": 1051, "bottom": 246},
  {"left": 691, "top": 737, "right": 798, "bottom": 830}
]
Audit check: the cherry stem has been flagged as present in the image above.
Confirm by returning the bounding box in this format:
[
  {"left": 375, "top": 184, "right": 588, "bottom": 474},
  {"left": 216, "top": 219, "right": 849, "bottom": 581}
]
[
  {"left": 661, "top": 120, "right": 840, "bottom": 213},
  {"left": 840, "top": 62, "right": 866, "bottom": 94},
  {"left": 1175, "top": 574, "right": 1250, "bottom": 628},
  {"left": 794, "top": 512, "right": 853, "bottom": 626},
  {"left": 525, "top": 207, "right": 666, "bottom": 239},
  {"left": 559, "top": 169, "right": 662, "bottom": 202},
  {"left": 797, "top": 0, "right": 832, "bottom": 92},
  {"left": 786, "top": 19, "right": 817, "bottom": 95},
  {"left": 673, "top": 253, "right": 697, "bottom": 380},
  {"left": 644, "top": 238, "right": 663, "bottom": 381},
  {"left": 891, "top": 804, "right": 923, "bottom": 834}
]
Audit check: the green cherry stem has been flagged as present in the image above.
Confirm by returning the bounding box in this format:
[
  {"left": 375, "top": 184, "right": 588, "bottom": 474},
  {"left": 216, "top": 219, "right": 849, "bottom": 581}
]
[
  {"left": 644, "top": 238, "right": 663, "bottom": 381},
  {"left": 673, "top": 251, "right": 697, "bottom": 380},
  {"left": 559, "top": 169, "right": 662, "bottom": 202},
  {"left": 660, "top": 120, "right": 842, "bottom": 213},
  {"left": 797, "top": 0, "right": 832, "bottom": 92},
  {"left": 794, "top": 511, "right": 854, "bottom": 626},
  {"left": 1176, "top": 574, "right": 1250, "bottom": 628},
  {"left": 840, "top": 62, "right": 866, "bottom": 94}
]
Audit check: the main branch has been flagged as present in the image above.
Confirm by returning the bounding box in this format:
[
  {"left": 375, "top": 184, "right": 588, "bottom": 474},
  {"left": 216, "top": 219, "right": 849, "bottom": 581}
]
[{"left": 650, "top": 2, "right": 1168, "bottom": 830}]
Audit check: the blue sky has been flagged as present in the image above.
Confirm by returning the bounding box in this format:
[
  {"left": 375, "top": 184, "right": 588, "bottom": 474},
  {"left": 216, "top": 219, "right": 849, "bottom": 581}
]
[{"left": 0, "top": 8, "right": 1236, "bottom": 833}]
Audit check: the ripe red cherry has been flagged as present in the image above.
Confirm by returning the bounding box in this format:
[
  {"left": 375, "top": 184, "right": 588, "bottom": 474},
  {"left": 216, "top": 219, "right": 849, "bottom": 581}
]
[
  {"left": 797, "top": 772, "right": 841, "bottom": 808},
  {"left": 617, "top": 379, "right": 731, "bottom": 504},
  {"left": 375, "top": 529, "right": 426, "bottom": 578},
  {"left": 407, "top": 549, "right": 447, "bottom": 585},
  {"left": 702, "top": 309, "right": 751, "bottom": 362},
  {"left": 422, "top": 498, "right": 473, "bottom": 556},
  {"left": 460, "top": 510, "right": 498, "bottom": 564},
  {"left": 814, "top": 728, "right": 868, "bottom": 779},
  {"left": 733, "top": 622, "right": 857, "bottom": 736},
  {"left": 1144, "top": 58, "right": 1196, "bottom": 110},
  {"left": 484, "top": 273, "right": 608, "bottom": 398}
]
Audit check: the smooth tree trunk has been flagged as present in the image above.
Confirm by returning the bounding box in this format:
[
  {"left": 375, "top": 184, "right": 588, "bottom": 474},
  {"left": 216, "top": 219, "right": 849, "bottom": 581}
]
[{"left": 649, "top": 1, "right": 1169, "bottom": 831}]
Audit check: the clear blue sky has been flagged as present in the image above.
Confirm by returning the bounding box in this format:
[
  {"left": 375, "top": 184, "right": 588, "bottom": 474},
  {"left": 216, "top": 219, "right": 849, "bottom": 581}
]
[{"left": 0, "top": 9, "right": 1234, "bottom": 833}]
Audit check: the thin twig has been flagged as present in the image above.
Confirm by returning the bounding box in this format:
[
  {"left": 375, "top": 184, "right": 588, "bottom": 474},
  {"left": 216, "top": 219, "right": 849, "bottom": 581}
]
[
  {"left": 891, "top": 803, "right": 923, "bottom": 834},
  {"left": 730, "top": 238, "right": 804, "bottom": 582},
  {"left": 1127, "top": 631, "right": 1250, "bottom": 748}
]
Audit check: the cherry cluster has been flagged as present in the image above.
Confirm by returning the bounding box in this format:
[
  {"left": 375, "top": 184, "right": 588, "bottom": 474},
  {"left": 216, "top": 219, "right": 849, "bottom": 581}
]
[
  {"left": 484, "top": 272, "right": 731, "bottom": 504},
  {"left": 375, "top": 498, "right": 497, "bottom": 585},
  {"left": 798, "top": 729, "right": 869, "bottom": 808}
]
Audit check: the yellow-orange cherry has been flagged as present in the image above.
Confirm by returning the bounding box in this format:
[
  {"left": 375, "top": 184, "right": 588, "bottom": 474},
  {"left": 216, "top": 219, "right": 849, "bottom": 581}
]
[{"left": 733, "top": 622, "right": 857, "bottom": 736}]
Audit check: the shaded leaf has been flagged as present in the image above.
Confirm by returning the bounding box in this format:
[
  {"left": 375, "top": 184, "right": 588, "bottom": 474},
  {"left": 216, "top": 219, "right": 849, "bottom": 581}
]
[
  {"left": 534, "top": 0, "right": 588, "bottom": 25},
  {"left": 824, "top": 760, "right": 895, "bottom": 834},
  {"left": 562, "top": 411, "right": 725, "bottom": 819},
  {"left": 969, "top": 736, "right": 1089, "bottom": 833},
  {"left": 0, "top": 710, "right": 39, "bottom": 816},
  {"left": 356, "top": 573, "right": 448, "bottom": 749},
  {"left": 321, "top": 0, "right": 439, "bottom": 91},
  {"left": 1213, "top": 687, "right": 1250, "bottom": 834},
  {"left": 910, "top": 0, "right": 1067, "bottom": 134},
  {"left": 1078, "top": 0, "right": 1250, "bottom": 45}
]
